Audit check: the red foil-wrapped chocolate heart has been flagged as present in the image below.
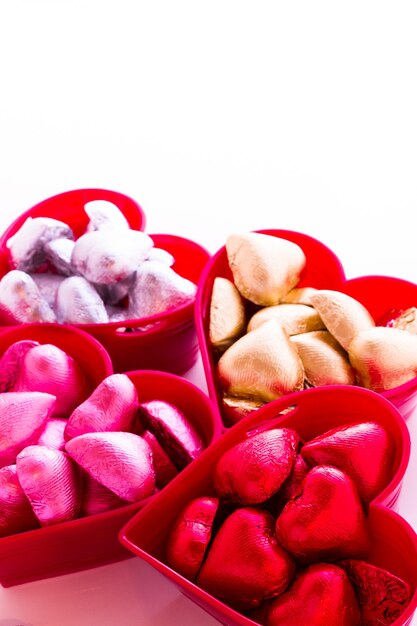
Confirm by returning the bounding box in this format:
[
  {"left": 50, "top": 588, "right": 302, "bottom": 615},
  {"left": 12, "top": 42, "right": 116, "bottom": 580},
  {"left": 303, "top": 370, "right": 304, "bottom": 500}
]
[
  {"left": 301, "top": 422, "right": 395, "bottom": 504},
  {"left": 275, "top": 465, "right": 369, "bottom": 563},
  {"left": 267, "top": 563, "right": 361, "bottom": 626},
  {"left": 213, "top": 428, "right": 299, "bottom": 505},
  {"left": 197, "top": 507, "right": 295, "bottom": 611},
  {"left": 338, "top": 559, "right": 413, "bottom": 626},
  {"left": 166, "top": 496, "right": 219, "bottom": 580}
]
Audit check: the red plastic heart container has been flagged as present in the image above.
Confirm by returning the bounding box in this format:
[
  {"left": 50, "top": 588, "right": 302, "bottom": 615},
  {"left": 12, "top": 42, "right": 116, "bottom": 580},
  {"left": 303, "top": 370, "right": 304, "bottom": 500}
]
[
  {"left": 0, "top": 368, "right": 221, "bottom": 587},
  {"left": 0, "top": 188, "right": 211, "bottom": 375},
  {"left": 195, "top": 229, "right": 417, "bottom": 426},
  {"left": 119, "top": 385, "right": 417, "bottom": 626}
]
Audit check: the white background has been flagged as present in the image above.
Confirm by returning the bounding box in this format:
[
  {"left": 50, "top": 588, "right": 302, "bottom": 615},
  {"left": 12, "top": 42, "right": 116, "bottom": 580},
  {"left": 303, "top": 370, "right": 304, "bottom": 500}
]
[{"left": 0, "top": 1, "right": 417, "bottom": 624}]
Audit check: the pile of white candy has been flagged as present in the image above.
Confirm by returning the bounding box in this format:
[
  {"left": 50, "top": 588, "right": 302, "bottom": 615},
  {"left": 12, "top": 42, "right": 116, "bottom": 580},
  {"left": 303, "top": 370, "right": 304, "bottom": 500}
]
[{"left": 0, "top": 201, "right": 196, "bottom": 325}]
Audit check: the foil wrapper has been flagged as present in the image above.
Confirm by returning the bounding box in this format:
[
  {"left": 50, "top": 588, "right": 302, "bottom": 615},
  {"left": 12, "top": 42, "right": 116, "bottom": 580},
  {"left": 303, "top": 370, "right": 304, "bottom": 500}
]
[
  {"left": 0, "top": 391, "right": 56, "bottom": 467},
  {"left": 166, "top": 496, "right": 219, "bottom": 580},
  {"left": 275, "top": 465, "right": 369, "bottom": 563},
  {"left": 0, "top": 270, "right": 56, "bottom": 323},
  {"left": 0, "top": 464, "right": 40, "bottom": 537},
  {"left": 197, "top": 507, "right": 295, "bottom": 611},
  {"left": 64, "top": 373, "right": 138, "bottom": 440},
  {"left": 55, "top": 276, "right": 109, "bottom": 324},
  {"left": 137, "top": 400, "right": 204, "bottom": 470},
  {"left": 338, "top": 559, "right": 413, "bottom": 626},
  {"left": 6, "top": 216, "right": 73, "bottom": 272},
  {"left": 217, "top": 318, "right": 304, "bottom": 403},
  {"left": 267, "top": 563, "right": 361, "bottom": 626},
  {"left": 226, "top": 233, "right": 306, "bottom": 306},
  {"left": 0, "top": 339, "right": 39, "bottom": 392},
  {"left": 310, "top": 290, "right": 375, "bottom": 352},
  {"left": 128, "top": 261, "right": 196, "bottom": 319},
  {"left": 71, "top": 229, "right": 153, "bottom": 285},
  {"left": 65, "top": 431, "right": 155, "bottom": 503},
  {"left": 213, "top": 428, "right": 298, "bottom": 505},
  {"left": 301, "top": 422, "right": 395, "bottom": 504},
  {"left": 16, "top": 445, "right": 81, "bottom": 526},
  {"left": 349, "top": 326, "right": 417, "bottom": 392},
  {"left": 14, "top": 343, "right": 89, "bottom": 418}
]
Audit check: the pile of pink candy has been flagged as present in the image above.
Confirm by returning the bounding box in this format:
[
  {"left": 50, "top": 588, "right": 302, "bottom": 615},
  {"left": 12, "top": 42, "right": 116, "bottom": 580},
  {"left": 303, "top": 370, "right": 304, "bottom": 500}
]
[{"left": 0, "top": 340, "right": 205, "bottom": 537}]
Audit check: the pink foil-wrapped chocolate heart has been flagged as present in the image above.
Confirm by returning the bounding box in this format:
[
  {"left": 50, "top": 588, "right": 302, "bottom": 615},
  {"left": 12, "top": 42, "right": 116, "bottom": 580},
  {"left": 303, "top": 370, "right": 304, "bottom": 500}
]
[
  {"left": 16, "top": 445, "right": 81, "bottom": 526},
  {"left": 0, "top": 391, "right": 56, "bottom": 467},
  {"left": 197, "top": 507, "right": 295, "bottom": 611},
  {"left": 0, "top": 339, "right": 39, "bottom": 392},
  {"left": 166, "top": 496, "right": 219, "bottom": 580},
  {"left": 267, "top": 563, "right": 361, "bottom": 626},
  {"left": 338, "top": 559, "right": 413, "bottom": 626},
  {"left": 137, "top": 400, "right": 204, "bottom": 470},
  {"left": 13, "top": 343, "right": 89, "bottom": 418},
  {"left": 301, "top": 422, "right": 395, "bottom": 504},
  {"left": 36, "top": 419, "right": 66, "bottom": 451},
  {"left": 213, "top": 428, "right": 299, "bottom": 505},
  {"left": 80, "top": 474, "right": 129, "bottom": 517},
  {"left": 142, "top": 430, "right": 178, "bottom": 489},
  {"left": 0, "top": 464, "right": 39, "bottom": 537},
  {"left": 65, "top": 431, "right": 155, "bottom": 503},
  {"left": 275, "top": 465, "right": 369, "bottom": 563},
  {"left": 64, "top": 374, "right": 138, "bottom": 440}
]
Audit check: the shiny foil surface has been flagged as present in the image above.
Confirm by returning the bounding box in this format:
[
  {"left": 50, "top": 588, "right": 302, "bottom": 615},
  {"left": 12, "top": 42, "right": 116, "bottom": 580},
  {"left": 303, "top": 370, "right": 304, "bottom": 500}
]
[
  {"left": 14, "top": 343, "right": 89, "bottom": 418},
  {"left": 267, "top": 563, "right": 361, "bottom": 626},
  {"left": 65, "top": 431, "right": 155, "bottom": 503},
  {"left": 0, "top": 391, "right": 56, "bottom": 467},
  {"left": 213, "top": 428, "right": 298, "bottom": 505},
  {"left": 275, "top": 465, "right": 369, "bottom": 563},
  {"left": 16, "top": 445, "right": 81, "bottom": 526},
  {"left": 0, "top": 464, "right": 39, "bottom": 537},
  {"left": 338, "top": 559, "right": 413, "bottom": 626},
  {"left": 166, "top": 496, "right": 219, "bottom": 580},
  {"left": 301, "top": 422, "right": 395, "bottom": 504},
  {"left": 197, "top": 507, "right": 295, "bottom": 611},
  {"left": 137, "top": 400, "right": 204, "bottom": 470},
  {"left": 64, "top": 374, "right": 138, "bottom": 440}
]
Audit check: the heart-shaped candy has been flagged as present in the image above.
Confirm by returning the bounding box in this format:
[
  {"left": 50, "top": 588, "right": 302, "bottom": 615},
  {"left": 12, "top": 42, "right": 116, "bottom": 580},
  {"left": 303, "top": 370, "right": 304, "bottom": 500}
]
[
  {"left": 197, "top": 507, "right": 295, "bottom": 611},
  {"left": 166, "top": 496, "right": 219, "bottom": 581},
  {"left": 301, "top": 422, "right": 395, "bottom": 504},
  {"left": 213, "top": 428, "right": 299, "bottom": 505},
  {"left": 267, "top": 563, "right": 361, "bottom": 626},
  {"left": 338, "top": 559, "right": 413, "bottom": 626},
  {"left": 275, "top": 465, "right": 369, "bottom": 563}
]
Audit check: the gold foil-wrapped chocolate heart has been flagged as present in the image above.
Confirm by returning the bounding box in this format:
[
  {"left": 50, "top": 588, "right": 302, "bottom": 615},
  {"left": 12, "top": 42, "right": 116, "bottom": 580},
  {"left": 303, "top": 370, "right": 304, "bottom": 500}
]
[
  {"left": 281, "top": 287, "right": 318, "bottom": 305},
  {"left": 209, "top": 277, "right": 246, "bottom": 351},
  {"left": 247, "top": 303, "right": 325, "bottom": 335},
  {"left": 349, "top": 326, "right": 417, "bottom": 392},
  {"left": 390, "top": 307, "right": 417, "bottom": 334},
  {"left": 310, "top": 290, "right": 375, "bottom": 351},
  {"left": 291, "top": 330, "right": 356, "bottom": 387},
  {"left": 217, "top": 319, "right": 304, "bottom": 402},
  {"left": 226, "top": 233, "right": 306, "bottom": 306}
]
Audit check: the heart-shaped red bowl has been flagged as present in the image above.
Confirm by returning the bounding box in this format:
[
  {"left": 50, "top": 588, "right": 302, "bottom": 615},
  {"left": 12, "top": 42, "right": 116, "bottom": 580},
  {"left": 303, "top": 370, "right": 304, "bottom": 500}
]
[
  {"left": 195, "top": 229, "right": 417, "bottom": 426},
  {"left": 119, "top": 385, "right": 417, "bottom": 626},
  {"left": 0, "top": 369, "right": 222, "bottom": 587},
  {"left": 0, "top": 189, "right": 211, "bottom": 375}
]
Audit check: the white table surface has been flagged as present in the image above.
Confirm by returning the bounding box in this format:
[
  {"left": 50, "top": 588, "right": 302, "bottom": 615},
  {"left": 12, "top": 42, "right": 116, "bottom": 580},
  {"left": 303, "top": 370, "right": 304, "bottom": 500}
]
[{"left": 0, "top": 1, "right": 416, "bottom": 624}]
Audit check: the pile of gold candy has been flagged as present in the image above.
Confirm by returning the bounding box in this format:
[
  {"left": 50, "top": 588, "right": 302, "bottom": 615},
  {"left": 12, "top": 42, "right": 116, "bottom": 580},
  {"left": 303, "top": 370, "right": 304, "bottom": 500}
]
[{"left": 209, "top": 232, "right": 417, "bottom": 421}]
